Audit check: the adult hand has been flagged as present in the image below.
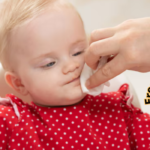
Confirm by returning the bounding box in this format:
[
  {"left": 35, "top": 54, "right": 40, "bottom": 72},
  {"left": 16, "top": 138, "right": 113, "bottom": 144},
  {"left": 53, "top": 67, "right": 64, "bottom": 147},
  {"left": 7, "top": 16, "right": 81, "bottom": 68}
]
[{"left": 85, "top": 17, "right": 150, "bottom": 89}]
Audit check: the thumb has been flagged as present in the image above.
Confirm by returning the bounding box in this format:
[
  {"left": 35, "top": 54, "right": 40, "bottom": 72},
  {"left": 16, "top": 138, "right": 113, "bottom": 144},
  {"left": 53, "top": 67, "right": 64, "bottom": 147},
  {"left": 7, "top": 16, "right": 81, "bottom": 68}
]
[{"left": 85, "top": 54, "right": 126, "bottom": 89}]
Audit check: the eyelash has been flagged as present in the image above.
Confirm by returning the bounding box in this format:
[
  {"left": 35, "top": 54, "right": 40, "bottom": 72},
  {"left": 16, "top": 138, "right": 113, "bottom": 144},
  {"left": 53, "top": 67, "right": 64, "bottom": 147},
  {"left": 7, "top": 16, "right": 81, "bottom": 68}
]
[{"left": 43, "top": 51, "right": 85, "bottom": 68}]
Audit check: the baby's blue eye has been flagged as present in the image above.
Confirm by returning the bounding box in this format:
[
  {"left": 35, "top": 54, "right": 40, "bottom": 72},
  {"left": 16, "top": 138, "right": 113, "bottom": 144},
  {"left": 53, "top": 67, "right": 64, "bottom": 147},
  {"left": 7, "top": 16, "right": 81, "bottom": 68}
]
[
  {"left": 73, "top": 51, "right": 84, "bottom": 56},
  {"left": 42, "top": 51, "right": 84, "bottom": 68},
  {"left": 45, "top": 62, "right": 55, "bottom": 67}
]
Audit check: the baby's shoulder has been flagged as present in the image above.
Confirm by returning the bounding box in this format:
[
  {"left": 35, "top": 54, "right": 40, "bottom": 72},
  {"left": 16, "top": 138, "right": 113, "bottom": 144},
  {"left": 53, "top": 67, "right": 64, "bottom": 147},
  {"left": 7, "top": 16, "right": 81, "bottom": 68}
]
[
  {"left": 0, "top": 95, "right": 17, "bottom": 116},
  {"left": 0, "top": 94, "right": 33, "bottom": 121},
  {"left": 85, "top": 84, "right": 129, "bottom": 109},
  {"left": 0, "top": 95, "right": 21, "bottom": 130}
]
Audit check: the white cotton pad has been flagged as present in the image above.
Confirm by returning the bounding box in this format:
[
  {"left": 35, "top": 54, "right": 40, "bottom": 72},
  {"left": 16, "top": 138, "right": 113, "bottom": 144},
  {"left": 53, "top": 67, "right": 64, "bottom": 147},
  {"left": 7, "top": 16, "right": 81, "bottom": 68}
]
[{"left": 80, "top": 56, "right": 110, "bottom": 96}]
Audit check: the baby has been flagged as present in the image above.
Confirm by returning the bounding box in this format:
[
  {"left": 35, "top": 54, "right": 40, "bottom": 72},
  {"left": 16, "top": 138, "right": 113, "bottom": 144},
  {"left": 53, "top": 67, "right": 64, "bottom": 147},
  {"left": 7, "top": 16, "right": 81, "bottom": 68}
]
[{"left": 0, "top": 0, "right": 150, "bottom": 149}]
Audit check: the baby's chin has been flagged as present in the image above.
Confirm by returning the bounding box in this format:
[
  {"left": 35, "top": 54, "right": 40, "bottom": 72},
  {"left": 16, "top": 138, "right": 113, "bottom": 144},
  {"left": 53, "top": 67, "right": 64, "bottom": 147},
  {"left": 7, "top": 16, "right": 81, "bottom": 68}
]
[
  {"left": 33, "top": 93, "right": 87, "bottom": 107},
  {"left": 64, "top": 92, "right": 87, "bottom": 106},
  {"left": 34, "top": 99, "right": 84, "bottom": 107}
]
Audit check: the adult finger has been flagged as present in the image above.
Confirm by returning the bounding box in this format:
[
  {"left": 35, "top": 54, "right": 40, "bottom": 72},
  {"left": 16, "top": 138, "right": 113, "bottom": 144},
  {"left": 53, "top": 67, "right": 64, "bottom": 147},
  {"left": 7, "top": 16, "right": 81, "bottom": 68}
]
[
  {"left": 84, "top": 48, "right": 100, "bottom": 70},
  {"left": 90, "top": 27, "right": 116, "bottom": 44},
  {"left": 128, "top": 66, "right": 150, "bottom": 73},
  {"left": 85, "top": 54, "right": 126, "bottom": 89},
  {"left": 90, "top": 37, "right": 119, "bottom": 56},
  {"left": 107, "top": 55, "right": 116, "bottom": 62},
  {"left": 85, "top": 37, "right": 119, "bottom": 70}
]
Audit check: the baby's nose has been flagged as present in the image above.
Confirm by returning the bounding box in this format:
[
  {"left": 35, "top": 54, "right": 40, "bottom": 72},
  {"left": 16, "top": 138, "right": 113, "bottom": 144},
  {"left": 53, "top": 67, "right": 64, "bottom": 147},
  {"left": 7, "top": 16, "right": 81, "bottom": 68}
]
[{"left": 62, "top": 61, "right": 80, "bottom": 74}]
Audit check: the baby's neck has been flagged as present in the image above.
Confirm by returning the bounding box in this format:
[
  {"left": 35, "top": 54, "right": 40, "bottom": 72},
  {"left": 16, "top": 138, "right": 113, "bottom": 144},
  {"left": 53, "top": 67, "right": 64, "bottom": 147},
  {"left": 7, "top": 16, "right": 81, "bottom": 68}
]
[{"left": 33, "top": 99, "right": 84, "bottom": 108}]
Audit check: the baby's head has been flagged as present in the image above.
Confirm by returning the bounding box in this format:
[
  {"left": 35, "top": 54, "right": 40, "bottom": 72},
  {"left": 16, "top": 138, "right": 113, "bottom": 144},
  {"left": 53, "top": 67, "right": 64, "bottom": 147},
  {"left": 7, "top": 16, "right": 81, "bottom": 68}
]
[{"left": 0, "top": 0, "right": 88, "bottom": 106}]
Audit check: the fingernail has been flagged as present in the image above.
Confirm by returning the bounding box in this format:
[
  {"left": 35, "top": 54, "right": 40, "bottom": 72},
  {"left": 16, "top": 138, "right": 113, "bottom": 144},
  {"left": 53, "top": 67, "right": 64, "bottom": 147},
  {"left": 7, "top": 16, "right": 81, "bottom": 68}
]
[{"left": 86, "top": 80, "right": 90, "bottom": 88}]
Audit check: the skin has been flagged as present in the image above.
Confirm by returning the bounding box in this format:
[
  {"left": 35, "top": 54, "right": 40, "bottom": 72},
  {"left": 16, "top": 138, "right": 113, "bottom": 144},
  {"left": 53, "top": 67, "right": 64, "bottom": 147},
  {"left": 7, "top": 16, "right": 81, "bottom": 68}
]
[
  {"left": 5, "top": 7, "right": 88, "bottom": 107},
  {"left": 85, "top": 18, "right": 150, "bottom": 89}
]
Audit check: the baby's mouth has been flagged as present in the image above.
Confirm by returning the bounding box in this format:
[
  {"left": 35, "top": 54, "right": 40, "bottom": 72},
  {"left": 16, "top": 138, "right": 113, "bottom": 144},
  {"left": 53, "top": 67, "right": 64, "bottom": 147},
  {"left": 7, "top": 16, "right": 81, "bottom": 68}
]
[{"left": 67, "top": 76, "right": 80, "bottom": 84}]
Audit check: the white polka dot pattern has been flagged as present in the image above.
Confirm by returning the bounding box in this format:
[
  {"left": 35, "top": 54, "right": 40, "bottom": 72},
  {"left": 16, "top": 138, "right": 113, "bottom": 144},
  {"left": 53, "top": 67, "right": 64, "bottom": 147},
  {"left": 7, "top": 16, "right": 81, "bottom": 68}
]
[{"left": 0, "top": 84, "right": 149, "bottom": 149}]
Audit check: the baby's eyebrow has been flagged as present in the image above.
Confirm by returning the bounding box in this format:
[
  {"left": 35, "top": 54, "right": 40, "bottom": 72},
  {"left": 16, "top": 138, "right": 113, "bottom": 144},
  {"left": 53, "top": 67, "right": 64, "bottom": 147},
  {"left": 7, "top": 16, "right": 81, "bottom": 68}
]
[
  {"left": 71, "top": 39, "right": 87, "bottom": 46},
  {"left": 30, "top": 39, "right": 87, "bottom": 64},
  {"left": 30, "top": 52, "right": 54, "bottom": 64}
]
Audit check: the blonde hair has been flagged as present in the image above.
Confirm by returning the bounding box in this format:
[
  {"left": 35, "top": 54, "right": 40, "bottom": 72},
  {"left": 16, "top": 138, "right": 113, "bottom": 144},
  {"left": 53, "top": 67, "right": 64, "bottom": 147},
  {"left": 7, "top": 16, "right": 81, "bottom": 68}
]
[{"left": 0, "top": 0, "right": 74, "bottom": 71}]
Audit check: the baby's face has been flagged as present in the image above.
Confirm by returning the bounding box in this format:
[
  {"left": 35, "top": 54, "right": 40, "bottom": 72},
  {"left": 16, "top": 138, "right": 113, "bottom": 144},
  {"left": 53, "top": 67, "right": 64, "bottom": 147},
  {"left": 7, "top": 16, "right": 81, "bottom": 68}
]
[{"left": 9, "top": 8, "right": 88, "bottom": 106}]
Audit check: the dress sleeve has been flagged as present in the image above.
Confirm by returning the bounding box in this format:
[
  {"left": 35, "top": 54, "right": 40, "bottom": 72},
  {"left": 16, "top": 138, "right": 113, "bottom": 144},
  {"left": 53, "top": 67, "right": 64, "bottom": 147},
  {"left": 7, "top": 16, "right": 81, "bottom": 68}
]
[
  {"left": 0, "top": 97, "right": 18, "bottom": 149},
  {"left": 119, "top": 84, "right": 150, "bottom": 150}
]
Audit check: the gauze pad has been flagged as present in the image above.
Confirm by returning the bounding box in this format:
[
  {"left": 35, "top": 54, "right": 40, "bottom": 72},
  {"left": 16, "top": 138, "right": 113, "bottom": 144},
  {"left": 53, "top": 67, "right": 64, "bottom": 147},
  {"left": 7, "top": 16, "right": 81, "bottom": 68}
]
[{"left": 80, "top": 56, "right": 110, "bottom": 96}]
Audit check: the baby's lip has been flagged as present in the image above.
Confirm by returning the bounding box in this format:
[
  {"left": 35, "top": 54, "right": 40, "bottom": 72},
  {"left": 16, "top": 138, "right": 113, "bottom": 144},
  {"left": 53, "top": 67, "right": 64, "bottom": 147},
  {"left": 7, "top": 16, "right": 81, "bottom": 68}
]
[{"left": 67, "top": 76, "right": 80, "bottom": 84}]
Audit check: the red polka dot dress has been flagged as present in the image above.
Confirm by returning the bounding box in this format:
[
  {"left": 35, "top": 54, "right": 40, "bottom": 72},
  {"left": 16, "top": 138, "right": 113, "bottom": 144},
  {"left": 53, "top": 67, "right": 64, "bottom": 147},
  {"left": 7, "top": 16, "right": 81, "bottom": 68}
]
[{"left": 0, "top": 84, "right": 150, "bottom": 150}]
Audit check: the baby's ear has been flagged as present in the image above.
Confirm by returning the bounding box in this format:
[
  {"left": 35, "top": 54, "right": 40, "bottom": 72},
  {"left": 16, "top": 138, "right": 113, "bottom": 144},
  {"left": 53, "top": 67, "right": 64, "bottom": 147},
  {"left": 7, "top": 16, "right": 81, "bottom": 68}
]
[{"left": 5, "top": 72, "right": 28, "bottom": 96}]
